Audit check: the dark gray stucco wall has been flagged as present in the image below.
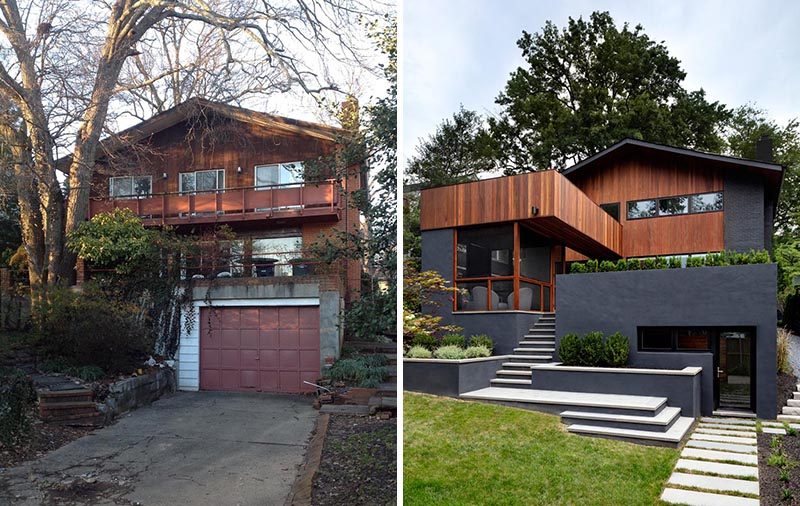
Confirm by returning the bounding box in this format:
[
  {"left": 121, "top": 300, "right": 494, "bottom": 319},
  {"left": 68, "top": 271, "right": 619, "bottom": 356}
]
[
  {"left": 724, "top": 171, "right": 766, "bottom": 252},
  {"left": 404, "top": 357, "right": 508, "bottom": 397},
  {"left": 555, "top": 263, "right": 778, "bottom": 418},
  {"left": 421, "top": 229, "right": 542, "bottom": 352}
]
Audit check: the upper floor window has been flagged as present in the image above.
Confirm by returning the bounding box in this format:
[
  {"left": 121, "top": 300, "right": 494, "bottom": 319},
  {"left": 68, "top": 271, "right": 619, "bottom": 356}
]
[
  {"left": 255, "top": 162, "right": 303, "bottom": 189},
  {"left": 599, "top": 202, "right": 620, "bottom": 221},
  {"left": 180, "top": 169, "right": 225, "bottom": 194},
  {"left": 627, "top": 192, "right": 723, "bottom": 220},
  {"left": 109, "top": 175, "right": 152, "bottom": 198}
]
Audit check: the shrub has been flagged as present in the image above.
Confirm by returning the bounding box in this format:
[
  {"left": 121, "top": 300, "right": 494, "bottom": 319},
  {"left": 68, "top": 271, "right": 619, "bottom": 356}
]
[
  {"left": 570, "top": 262, "right": 587, "bottom": 274},
  {"left": 668, "top": 257, "right": 682, "bottom": 269},
  {"left": 603, "top": 332, "right": 630, "bottom": 367},
  {"left": 599, "top": 260, "right": 616, "bottom": 272},
  {"left": 464, "top": 345, "right": 491, "bottom": 358},
  {"left": 686, "top": 255, "right": 704, "bottom": 268},
  {"left": 0, "top": 368, "right": 36, "bottom": 445},
  {"left": 778, "top": 327, "right": 793, "bottom": 375},
  {"left": 641, "top": 258, "right": 657, "bottom": 270},
  {"left": 406, "top": 346, "right": 433, "bottom": 359},
  {"left": 626, "top": 259, "right": 641, "bottom": 270},
  {"left": 410, "top": 332, "right": 437, "bottom": 350},
  {"left": 580, "top": 331, "right": 605, "bottom": 367},
  {"left": 441, "top": 333, "right": 466, "bottom": 348},
  {"left": 433, "top": 345, "right": 467, "bottom": 360},
  {"left": 325, "top": 355, "right": 388, "bottom": 387},
  {"left": 557, "top": 333, "right": 582, "bottom": 365},
  {"left": 66, "top": 366, "right": 105, "bottom": 382},
  {"left": 469, "top": 334, "right": 494, "bottom": 351},
  {"left": 615, "top": 259, "right": 628, "bottom": 271},
  {"left": 39, "top": 287, "right": 150, "bottom": 374},
  {"left": 586, "top": 259, "right": 599, "bottom": 273}
]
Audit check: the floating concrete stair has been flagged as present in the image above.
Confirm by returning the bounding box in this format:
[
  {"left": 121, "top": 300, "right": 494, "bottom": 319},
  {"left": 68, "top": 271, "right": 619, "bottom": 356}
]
[
  {"left": 560, "top": 406, "right": 681, "bottom": 432},
  {"left": 493, "top": 314, "right": 556, "bottom": 380},
  {"left": 567, "top": 416, "right": 694, "bottom": 446},
  {"left": 489, "top": 378, "right": 532, "bottom": 387}
]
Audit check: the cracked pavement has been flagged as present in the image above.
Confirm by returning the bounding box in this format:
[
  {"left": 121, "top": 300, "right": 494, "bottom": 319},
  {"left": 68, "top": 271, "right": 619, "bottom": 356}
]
[{"left": 0, "top": 391, "right": 317, "bottom": 505}]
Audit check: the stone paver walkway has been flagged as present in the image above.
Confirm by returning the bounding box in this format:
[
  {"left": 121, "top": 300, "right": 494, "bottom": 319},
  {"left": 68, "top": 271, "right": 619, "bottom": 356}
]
[{"left": 661, "top": 417, "right": 761, "bottom": 505}]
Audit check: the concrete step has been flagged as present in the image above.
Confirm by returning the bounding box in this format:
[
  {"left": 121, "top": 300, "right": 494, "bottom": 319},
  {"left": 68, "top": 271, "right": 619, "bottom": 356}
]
[
  {"left": 698, "top": 423, "right": 756, "bottom": 433},
  {"left": 519, "top": 339, "right": 554, "bottom": 345},
  {"left": 694, "top": 427, "right": 757, "bottom": 438},
  {"left": 489, "top": 378, "right": 532, "bottom": 387},
  {"left": 783, "top": 406, "right": 800, "bottom": 415},
  {"left": 680, "top": 448, "right": 758, "bottom": 466},
  {"left": 496, "top": 369, "right": 532, "bottom": 377},
  {"left": 667, "top": 472, "right": 759, "bottom": 496},
  {"left": 684, "top": 440, "right": 757, "bottom": 454},
  {"left": 793, "top": 391, "right": 800, "bottom": 400},
  {"left": 567, "top": 416, "right": 693, "bottom": 447},
  {"left": 674, "top": 458, "right": 758, "bottom": 479},
  {"left": 787, "top": 398, "right": 800, "bottom": 407},
  {"left": 507, "top": 354, "right": 553, "bottom": 362},
  {"left": 512, "top": 349, "right": 553, "bottom": 358},
  {"left": 502, "top": 362, "right": 538, "bottom": 369},
  {"left": 525, "top": 331, "right": 555, "bottom": 337},
  {"left": 689, "top": 433, "right": 757, "bottom": 445},
  {"left": 699, "top": 417, "right": 756, "bottom": 426},
  {"left": 712, "top": 410, "right": 756, "bottom": 418},
  {"left": 461, "top": 387, "right": 667, "bottom": 417},
  {"left": 560, "top": 406, "right": 680, "bottom": 432},
  {"left": 516, "top": 345, "right": 555, "bottom": 352},
  {"left": 777, "top": 414, "right": 800, "bottom": 422},
  {"left": 661, "top": 488, "right": 758, "bottom": 506}
]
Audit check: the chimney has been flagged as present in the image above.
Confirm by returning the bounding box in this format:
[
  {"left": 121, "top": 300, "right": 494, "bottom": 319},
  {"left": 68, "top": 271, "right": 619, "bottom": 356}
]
[
  {"left": 338, "top": 96, "right": 359, "bottom": 132},
  {"left": 755, "top": 135, "right": 774, "bottom": 162}
]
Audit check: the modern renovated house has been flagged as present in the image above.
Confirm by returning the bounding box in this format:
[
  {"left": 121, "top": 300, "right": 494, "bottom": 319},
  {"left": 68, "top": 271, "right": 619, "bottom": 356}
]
[
  {"left": 79, "top": 98, "right": 363, "bottom": 394},
  {"left": 411, "top": 138, "right": 783, "bottom": 445}
]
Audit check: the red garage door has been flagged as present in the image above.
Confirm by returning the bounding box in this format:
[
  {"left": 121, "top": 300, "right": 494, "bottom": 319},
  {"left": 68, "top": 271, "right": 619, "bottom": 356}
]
[{"left": 199, "top": 306, "right": 320, "bottom": 393}]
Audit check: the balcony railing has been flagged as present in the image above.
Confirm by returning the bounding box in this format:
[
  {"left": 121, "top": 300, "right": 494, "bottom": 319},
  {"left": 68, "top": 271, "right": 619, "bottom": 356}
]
[{"left": 88, "top": 180, "right": 339, "bottom": 225}]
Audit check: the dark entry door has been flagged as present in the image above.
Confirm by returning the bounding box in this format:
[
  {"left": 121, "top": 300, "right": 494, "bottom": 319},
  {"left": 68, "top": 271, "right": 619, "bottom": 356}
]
[{"left": 714, "top": 329, "right": 755, "bottom": 412}]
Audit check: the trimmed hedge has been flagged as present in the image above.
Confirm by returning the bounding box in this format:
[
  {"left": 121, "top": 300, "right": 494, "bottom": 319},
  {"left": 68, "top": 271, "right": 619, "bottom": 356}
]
[
  {"left": 557, "top": 331, "right": 631, "bottom": 367},
  {"left": 569, "top": 249, "right": 770, "bottom": 274}
]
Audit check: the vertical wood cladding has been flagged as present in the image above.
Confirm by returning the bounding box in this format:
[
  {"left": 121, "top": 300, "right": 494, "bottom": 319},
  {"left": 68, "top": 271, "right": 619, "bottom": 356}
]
[{"left": 566, "top": 152, "right": 725, "bottom": 259}]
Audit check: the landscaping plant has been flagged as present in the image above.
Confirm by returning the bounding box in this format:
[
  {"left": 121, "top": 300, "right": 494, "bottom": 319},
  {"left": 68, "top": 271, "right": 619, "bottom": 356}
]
[
  {"left": 778, "top": 327, "right": 793, "bottom": 375},
  {"left": 580, "top": 331, "right": 605, "bottom": 367},
  {"left": 326, "top": 354, "right": 389, "bottom": 388},
  {"left": 569, "top": 249, "right": 772, "bottom": 274},
  {"left": 406, "top": 346, "right": 433, "bottom": 359},
  {"left": 603, "top": 332, "right": 630, "bottom": 367},
  {"left": 410, "top": 332, "right": 437, "bottom": 351},
  {"left": 464, "top": 345, "right": 491, "bottom": 358},
  {"left": 433, "top": 345, "right": 467, "bottom": 360},
  {"left": 0, "top": 368, "right": 36, "bottom": 445},
  {"left": 441, "top": 333, "right": 466, "bottom": 348},
  {"left": 469, "top": 334, "right": 494, "bottom": 351},
  {"left": 557, "top": 333, "right": 582, "bottom": 365}
]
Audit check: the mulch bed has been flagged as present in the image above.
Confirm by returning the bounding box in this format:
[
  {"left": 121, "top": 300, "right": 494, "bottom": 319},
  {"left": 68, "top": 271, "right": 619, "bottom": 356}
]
[
  {"left": 311, "top": 414, "right": 397, "bottom": 505},
  {"left": 759, "top": 430, "right": 800, "bottom": 505},
  {"left": 778, "top": 373, "right": 799, "bottom": 414},
  {"left": 0, "top": 414, "right": 92, "bottom": 469}
]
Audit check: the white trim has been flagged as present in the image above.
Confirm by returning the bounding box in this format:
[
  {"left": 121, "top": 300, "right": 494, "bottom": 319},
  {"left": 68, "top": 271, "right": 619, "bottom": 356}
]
[
  {"left": 530, "top": 364, "right": 703, "bottom": 376},
  {"left": 176, "top": 296, "right": 320, "bottom": 391}
]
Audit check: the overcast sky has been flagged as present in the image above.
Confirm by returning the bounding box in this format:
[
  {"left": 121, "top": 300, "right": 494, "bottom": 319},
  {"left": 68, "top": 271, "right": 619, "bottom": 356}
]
[{"left": 401, "top": 0, "right": 800, "bottom": 164}]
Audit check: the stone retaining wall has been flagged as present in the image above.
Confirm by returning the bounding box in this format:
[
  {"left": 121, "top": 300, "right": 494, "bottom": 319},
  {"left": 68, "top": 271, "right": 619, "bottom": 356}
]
[{"left": 98, "top": 367, "right": 176, "bottom": 422}]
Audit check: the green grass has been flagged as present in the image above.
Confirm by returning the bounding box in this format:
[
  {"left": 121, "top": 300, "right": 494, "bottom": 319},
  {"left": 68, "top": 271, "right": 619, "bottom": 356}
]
[{"left": 404, "top": 393, "right": 679, "bottom": 506}]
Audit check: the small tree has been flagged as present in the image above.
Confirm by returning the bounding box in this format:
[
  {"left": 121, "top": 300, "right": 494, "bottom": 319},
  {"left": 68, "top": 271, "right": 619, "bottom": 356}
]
[{"left": 403, "top": 263, "right": 462, "bottom": 348}]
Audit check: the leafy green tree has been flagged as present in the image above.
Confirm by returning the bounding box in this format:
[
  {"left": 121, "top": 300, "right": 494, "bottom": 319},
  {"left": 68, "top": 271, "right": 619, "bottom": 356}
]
[
  {"left": 490, "top": 11, "right": 730, "bottom": 172},
  {"left": 406, "top": 106, "right": 495, "bottom": 187}
]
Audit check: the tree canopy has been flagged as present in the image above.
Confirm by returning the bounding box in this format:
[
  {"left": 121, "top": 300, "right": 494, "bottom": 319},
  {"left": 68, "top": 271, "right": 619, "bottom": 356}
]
[{"left": 489, "top": 11, "right": 730, "bottom": 172}]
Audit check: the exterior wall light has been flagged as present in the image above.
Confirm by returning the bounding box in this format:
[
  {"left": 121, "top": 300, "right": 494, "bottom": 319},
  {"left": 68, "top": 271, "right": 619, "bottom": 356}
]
[{"left": 531, "top": 206, "right": 539, "bottom": 216}]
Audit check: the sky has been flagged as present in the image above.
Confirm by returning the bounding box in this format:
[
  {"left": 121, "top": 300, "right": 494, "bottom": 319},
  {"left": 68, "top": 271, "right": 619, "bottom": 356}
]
[{"left": 401, "top": 0, "right": 800, "bottom": 164}]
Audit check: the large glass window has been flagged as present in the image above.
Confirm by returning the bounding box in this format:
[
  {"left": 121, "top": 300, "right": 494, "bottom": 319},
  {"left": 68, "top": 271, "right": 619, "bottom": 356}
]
[
  {"left": 639, "top": 326, "right": 713, "bottom": 351},
  {"left": 255, "top": 162, "right": 303, "bottom": 188},
  {"left": 639, "top": 327, "right": 672, "bottom": 350},
  {"left": 627, "top": 200, "right": 657, "bottom": 219},
  {"left": 690, "top": 192, "right": 723, "bottom": 213},
  {"left": 109, "top": 175, "right": 152, "bottom": 198},
  {"left": 519, "top": 227, "right": 550, "bottom": 282},
  {"left": 251, "top": 236, "right": 302, "bottom": 277},
  {"left": 456, "top": 225, "right": 514, "bottom": 278},
  {"left": 658, "top": 196, "right": 689, "bottom": 216},
  {"left": 180, "top": 169, "right": 225, "bottom": 194}
]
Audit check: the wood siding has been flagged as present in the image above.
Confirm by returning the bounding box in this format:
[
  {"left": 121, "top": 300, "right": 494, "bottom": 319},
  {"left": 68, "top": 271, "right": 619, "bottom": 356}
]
[
  {"left": 566, "top": 153, "right": 724, "bottom": 260},
  {"left": 420, "top": 170, "right": 622, "bottom": 257}
]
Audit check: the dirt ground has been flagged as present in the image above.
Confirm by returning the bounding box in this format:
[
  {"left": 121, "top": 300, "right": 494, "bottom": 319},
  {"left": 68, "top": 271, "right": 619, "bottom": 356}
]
[
  {"left": 312, "top": 414, "right": 397, "bottom": 506},
  {"left": 759, "top": 431, "right": 800, "bottom": 505},
  {"left": 0, "top": 413, "right": 91, "bottom": 470}
]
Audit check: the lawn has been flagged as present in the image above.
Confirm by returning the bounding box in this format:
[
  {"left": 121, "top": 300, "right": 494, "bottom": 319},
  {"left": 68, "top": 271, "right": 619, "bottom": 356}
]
[{"left": 404, "top": 393, "right": 678, "bottom": 506}]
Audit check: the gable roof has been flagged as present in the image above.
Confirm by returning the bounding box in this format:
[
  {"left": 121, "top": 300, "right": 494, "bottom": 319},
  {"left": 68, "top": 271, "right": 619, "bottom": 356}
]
[
  {"left": 58, "top": 98, "right": 345, "bottom": 170},
  {"left": 563, "top": 137, "right": 783, "bottom": 178}
]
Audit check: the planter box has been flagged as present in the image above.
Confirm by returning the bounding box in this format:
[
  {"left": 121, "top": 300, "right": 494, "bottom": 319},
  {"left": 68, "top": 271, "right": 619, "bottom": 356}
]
[
  {"left": 403, "top": 356, "right": 509, "bottom": 397},
  {"left": 530, "top": 364, "right": 703, "bottom": 417}
]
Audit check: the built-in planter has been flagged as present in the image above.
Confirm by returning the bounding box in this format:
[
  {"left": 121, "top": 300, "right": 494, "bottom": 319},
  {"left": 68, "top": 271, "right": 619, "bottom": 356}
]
[
  {"left": 529, "top": 364, "right": 703, "bottom": 417},
  {"left": 404, "top": 356, "right": 509, "bottom": 397}
]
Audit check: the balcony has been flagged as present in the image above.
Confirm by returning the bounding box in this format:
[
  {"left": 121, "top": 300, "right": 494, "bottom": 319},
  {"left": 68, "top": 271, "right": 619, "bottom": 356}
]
[{"left": 88, "top": 180, "right": 340, "bottom": 227}]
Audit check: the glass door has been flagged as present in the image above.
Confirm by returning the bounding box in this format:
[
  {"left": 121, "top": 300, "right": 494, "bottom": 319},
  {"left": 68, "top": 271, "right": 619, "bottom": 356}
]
[{"left": 715, "top": 329, "right": 754, "bottom": 412}]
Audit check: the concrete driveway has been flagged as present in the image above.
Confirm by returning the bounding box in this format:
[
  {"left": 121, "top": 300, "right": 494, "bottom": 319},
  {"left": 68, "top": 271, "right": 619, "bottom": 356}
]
[{"left": 0, "top": 391, "right": 317, "bottom": 505}]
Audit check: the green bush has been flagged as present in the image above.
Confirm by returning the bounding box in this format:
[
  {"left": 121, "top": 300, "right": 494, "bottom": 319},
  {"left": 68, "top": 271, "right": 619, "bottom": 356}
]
[
  {"left": 599, "top": 260, "right": 616, "bottom": 272},
  {"left": 468, "top": 334, "right": 494, "bottom": 351},
  {"left": 39, "top": 288, "right": 150, "bottom": 374},
  {"left": 325, "top": 355, "right": 389, "bottom": 387},
  {"left": 615, "top": 259, "right": 628, "bottom": 271},
  {"left": 411, "top": 332, "right": 437, "bottom": 350},
  {"left": 441, "top": 333, "right": 466, "bottom": 348},
  {"left": 686, "top": 255, "right": 704, "bottom": 268},
  {"left": 66, "top": 366, "right": 105, "bottom": 382},
  {"left": 603, "top": 332, "right": 630, "bottom": 367},
  {"left": 586, "top": 259, "right": 599, "bottom": 273},
  {"left": 569, "top": 249, "right": 771, "bottom": 275},
  {"left": 580, "top": 331, "right": 605, "bottom": 367},
  {"left": 570, "top": 262, "right": 587, "bottom": 274},
  {"left": 464, "top": 345, "right": 491, "bottom": 358},
  {"left": 668, "top": 257, "right": 682, "bottom": 268},
  {"left": 406, "top": 346, "right": 433, "bottom": 359},
  {"left": 0, "top": 368, "right": 36, "bottom": 445},
  {"left": 557, "top": 333, "right": 582, "bottom": 365},
  {"left": 641, "top": 258, "right": 657, "bottom": 270},
  {"left": 626, "top": 259, "right": 641, "bottom": 270},
  {"left": 433, "top": 345, "right": 467, "bottom": 360}
]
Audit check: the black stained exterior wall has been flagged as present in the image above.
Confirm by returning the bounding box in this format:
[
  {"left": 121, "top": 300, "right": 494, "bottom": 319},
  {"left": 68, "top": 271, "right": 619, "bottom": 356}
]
[
  {"left": 724, "top": 171, "right": 767, "bottom": 252},
  {"left": 555, "top": 263, "right": 778, "bottom": 419},
  {"left": 404, "top": 357, "right": 508, "bottom": 397},
  {"left": 421, "top": 229, "right": 542, "bottom": 353}
]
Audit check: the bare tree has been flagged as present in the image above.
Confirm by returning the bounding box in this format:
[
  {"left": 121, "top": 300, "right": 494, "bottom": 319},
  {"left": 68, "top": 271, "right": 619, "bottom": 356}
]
[{"left": 0, "top": 0, "right": 381, "bottom": 309}]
